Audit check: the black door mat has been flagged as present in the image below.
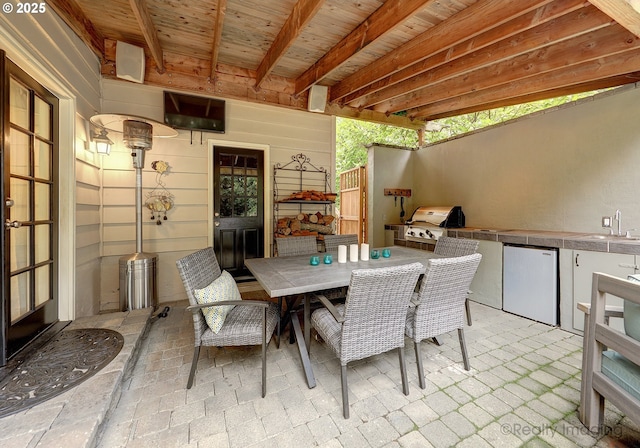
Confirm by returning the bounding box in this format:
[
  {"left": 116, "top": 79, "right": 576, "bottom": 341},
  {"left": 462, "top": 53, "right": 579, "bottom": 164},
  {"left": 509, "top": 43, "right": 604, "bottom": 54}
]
[{"left": 0, "top": 328, "right": 123, "bottom": 418}]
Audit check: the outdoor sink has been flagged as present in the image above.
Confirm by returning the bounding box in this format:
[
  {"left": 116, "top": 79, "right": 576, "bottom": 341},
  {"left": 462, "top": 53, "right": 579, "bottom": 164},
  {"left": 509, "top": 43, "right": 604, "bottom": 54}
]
[
  {"left": 584, "top": 234, "right": 640, "bottom": 241},
  {"left": 611, "top": 235, "right": 640, "bottom": 241}
]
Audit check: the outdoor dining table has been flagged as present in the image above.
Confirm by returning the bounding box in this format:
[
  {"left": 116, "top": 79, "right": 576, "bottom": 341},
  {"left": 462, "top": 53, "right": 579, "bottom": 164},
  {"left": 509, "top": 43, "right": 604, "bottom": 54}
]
[{"left": 245, "top": 245, "right": 441, "bottom": 388}]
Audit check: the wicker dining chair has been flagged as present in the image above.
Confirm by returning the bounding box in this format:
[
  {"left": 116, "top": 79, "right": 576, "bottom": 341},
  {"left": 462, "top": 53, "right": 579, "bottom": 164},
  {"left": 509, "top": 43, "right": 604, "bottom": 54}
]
[
  {"left": 274, "top": 235, "right": 343, "bottom": 343},
  {"left": 323, "top": 234, "right": 359, "bottom": 252},
  {"left": 407, "top": 253, "right": 482, "bottom": 389},
  {"left": 311, "top": 262, "right": 424, "bottom": 418},
  {"left": 274, "top": 235, "right": 317, "bottom": 331},
  {"left": 176, "top": 247, "right": 279, "bottom": 396},
  {"left": 433, "top": 236, "right": 479, "bottom": 326},
  {"left": 275, "top": 235, "right": 318, "bottom": 257},
  {"left": 319, "top": 234, "right": 358, "bottom": 304}
]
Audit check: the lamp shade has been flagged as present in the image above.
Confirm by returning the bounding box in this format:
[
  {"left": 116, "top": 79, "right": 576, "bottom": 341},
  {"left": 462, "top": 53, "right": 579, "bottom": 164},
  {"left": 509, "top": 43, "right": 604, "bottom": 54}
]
[{"left": 90, "top": 113, "right": 178, "bottom": 138}]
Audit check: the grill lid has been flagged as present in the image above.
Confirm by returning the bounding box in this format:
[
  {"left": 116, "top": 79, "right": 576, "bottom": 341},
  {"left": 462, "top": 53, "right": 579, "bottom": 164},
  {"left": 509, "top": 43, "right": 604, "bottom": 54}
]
[{"left": 406, "top": 206, "right": 465, "bottom": 228}]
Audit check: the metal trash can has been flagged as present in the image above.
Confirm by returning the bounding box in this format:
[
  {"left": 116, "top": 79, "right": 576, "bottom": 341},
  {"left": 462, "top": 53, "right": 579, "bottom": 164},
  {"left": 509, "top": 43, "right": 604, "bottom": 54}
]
[{"left": 119, "top": 252, "right": 158, "bottom": 311}]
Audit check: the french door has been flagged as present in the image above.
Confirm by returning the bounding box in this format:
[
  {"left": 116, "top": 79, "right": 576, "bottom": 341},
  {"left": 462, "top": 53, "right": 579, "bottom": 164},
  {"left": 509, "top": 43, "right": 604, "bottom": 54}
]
[{"left": 1, "top": 51, "right": 59, "bottom": 365}]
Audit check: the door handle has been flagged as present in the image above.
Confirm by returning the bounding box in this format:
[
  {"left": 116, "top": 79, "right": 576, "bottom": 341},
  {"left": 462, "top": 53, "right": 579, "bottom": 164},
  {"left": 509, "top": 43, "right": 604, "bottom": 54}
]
[
  {"left": 215, "top": 221, "right": 220, "bottom": 227},
  {"left": 619, "top": 263, "right": 637, "bottom": 269},
  {"left": 5, "top": 219, "right": 21, "bottom": 229},
  {"left": 5, "top": 197, "right": 14, "bottom": 207}
]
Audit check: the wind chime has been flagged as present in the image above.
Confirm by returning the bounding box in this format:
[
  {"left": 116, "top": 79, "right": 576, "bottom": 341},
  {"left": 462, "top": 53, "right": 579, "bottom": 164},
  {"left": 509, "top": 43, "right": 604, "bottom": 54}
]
[{"left": 145, "top": 160, "right": 175, "bottom": 225}]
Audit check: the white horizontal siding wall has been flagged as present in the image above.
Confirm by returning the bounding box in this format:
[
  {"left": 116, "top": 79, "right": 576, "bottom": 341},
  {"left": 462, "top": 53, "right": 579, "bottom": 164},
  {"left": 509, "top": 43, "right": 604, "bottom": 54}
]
[
  {"left": 0, "top": 11, "right": 102, "bottom": 318},
  {"left": 100, "top": 80, "right": 335, "bottom": 308},
  {"left": 75, "top": 115, "right": 103, "bottom": 315},
  {"left": 0, "top": 9, "right": 100, "bottom": 119}
]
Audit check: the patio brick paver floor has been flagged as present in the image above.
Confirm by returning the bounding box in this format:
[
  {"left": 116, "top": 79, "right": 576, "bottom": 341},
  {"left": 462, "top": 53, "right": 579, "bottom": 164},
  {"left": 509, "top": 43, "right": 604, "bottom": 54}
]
[
  {"left": 2, "top": 298, "right": 638, "bottom": 447},
  {"left": 95, "top": 300, "right": 639, "bottom": 447}
]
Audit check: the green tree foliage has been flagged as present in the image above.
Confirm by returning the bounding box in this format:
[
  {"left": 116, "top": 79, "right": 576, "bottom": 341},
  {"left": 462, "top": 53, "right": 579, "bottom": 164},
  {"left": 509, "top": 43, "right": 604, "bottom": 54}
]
[
  {"left": 335, "top": 119, "right": 418, "bottom": 207},
  {"left": 335, "top": 118, "right": 418, "bottom": 179}
]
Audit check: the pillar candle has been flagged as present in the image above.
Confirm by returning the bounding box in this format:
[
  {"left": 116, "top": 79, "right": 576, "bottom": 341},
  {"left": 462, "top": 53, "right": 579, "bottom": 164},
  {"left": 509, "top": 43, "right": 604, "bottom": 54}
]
[
  {"left": 338, "top": 245, "right": 348, "bottom": 263},
  {"left": 350, "top": 244, "right": 359, "bottom": 262},
  {"left": 361, "top": 243, "right": 370, "bottom": 261}
]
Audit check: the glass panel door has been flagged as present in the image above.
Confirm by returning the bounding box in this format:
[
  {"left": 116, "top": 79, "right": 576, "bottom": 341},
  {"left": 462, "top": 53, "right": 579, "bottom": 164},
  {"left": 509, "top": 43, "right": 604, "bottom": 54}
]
[{"left": 1, "top": 53, "right": 58, "bottom": 364}]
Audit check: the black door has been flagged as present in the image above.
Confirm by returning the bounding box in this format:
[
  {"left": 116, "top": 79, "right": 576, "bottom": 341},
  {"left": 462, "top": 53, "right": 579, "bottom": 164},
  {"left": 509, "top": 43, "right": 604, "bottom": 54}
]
[
  {"left": 213, "top": 147, "right": 264, "bottom": 280},
  {"left": 1, "top": 52, "right": 59, "bottom": 365}
]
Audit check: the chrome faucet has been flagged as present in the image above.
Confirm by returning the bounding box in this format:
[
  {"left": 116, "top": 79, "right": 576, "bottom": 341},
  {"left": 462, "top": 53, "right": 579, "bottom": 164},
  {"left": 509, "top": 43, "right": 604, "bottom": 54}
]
[{"left": 608, "top": 210, "right": 636, "bottom": 237}]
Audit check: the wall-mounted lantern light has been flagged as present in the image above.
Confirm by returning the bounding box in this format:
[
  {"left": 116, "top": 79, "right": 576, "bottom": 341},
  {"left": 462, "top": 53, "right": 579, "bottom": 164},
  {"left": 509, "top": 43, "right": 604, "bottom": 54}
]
[{"left": 91, "top": 128, "right": 113, "bottom": 155}]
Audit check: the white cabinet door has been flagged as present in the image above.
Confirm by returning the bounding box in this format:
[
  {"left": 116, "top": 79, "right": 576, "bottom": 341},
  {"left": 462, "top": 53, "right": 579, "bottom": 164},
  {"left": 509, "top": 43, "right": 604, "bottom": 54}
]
[
  {"left": 573, "top": 250, "right": 634, "bottom": 331},
  {"left": 469, "top": 240, "right": 503, "bottom": 309},
  {"left": 504, "top": 246, "right": 558, "bottom": 325}
]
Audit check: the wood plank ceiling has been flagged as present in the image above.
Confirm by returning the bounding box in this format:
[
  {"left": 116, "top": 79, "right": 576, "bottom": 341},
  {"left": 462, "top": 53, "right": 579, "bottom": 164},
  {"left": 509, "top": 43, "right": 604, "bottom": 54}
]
[{"left": 47, "top": 0, "right": 640, "bottom": 130}]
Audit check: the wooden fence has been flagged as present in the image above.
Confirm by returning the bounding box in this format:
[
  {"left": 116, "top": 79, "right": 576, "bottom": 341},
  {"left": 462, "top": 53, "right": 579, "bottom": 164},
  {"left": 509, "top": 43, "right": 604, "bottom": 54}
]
[{"left": 338, "top": 166, "right": 367, "bottom": 243}]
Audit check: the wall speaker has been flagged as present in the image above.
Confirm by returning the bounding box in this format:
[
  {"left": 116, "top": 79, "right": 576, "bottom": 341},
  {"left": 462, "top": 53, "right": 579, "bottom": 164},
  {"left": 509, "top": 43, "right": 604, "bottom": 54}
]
[
  {"left": 308, "top": 85, "right": 328, "bottom": 113},
  {"left": 116, "top": 41, "right": 145, "bottom": 84}
]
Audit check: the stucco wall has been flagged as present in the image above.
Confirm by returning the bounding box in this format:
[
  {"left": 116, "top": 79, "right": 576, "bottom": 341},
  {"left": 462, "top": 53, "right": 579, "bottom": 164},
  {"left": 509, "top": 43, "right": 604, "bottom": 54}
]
[
  {"left": 99, "top": 79, "right": 335, "bottom": 309},
  {"left": 367, "top": 146, "right": 414, "bottom": 247},
  {"left": 411, "top": 85, "right": 640, "bottom": 233}
]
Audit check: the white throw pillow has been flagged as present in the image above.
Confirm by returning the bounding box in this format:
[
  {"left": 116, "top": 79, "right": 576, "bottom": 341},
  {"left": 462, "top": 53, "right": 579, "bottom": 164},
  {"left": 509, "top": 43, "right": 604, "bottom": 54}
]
[{"left": 194, "top": 271, "right": 241, "bottom": 333}]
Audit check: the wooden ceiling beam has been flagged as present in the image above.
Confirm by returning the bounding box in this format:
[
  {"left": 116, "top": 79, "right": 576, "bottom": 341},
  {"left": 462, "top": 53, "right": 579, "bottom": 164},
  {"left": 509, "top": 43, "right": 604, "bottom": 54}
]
[
  {"left": 408, "top": 46, "right": 640, "bottom": 120},
  {"left": 324, "top": 103, "right": 425, "bottom": 130},
  {"left": 129, "top": 0, "right": 165, "bottom": 73},
  {"left": 210, "top": 0, "right": 227, "bottom": 79},
  {"left": 255, "top": 0, "right": 325, "bottom": 89},
  {"left": 104, "top": 39, "right": 294, "bottom": 93},
  {"left": 380, "top": 23, "right": 639, "bottom": 114},
  {"left": 588, "top": 0, "right": 640, "bottom": 37},
  {"left": 46, "top": 0, "right": 105, "bottom": 58},
  {"left": 346, "top": 0, "right": 594, "bottom": 108},
  {"left": 49, "top": 0, "right": 640, "bottom": 128},
  {"left": 330, "top": 0, "right": 555, "bottom": 102},
  {"left": 294, "top": 0, "right": 434, "bottom": 95},
  {"left": 100, "top": 39, "right": 423, "bottom": 130},
  {"left": 422, "top": 73, "right": 640, "bottom": 121}
]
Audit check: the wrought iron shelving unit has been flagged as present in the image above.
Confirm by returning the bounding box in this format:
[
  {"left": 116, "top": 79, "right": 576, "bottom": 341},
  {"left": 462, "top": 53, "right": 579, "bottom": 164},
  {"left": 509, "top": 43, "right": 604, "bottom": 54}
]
[{"left": 272, "top": 153, "right": 333, "bottom": 255}]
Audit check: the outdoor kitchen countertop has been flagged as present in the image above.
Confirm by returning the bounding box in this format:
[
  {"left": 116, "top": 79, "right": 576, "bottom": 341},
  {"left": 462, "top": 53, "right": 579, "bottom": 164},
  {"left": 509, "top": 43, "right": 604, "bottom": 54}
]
[{"left": 446, "top": 227, "right": 640, "bottom": 255}]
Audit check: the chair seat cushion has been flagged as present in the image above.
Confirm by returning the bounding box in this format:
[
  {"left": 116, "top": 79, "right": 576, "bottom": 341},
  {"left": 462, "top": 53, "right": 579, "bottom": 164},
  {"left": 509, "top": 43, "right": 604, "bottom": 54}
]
[
  {"left": 311, "top": 304, "right": 345, "bottom": 358},
  {"left": 194, "top": 270, "right": 241, "bottom": 333},
  {"left": 319, "top": 287, "right": 348, "bottom": 301},
  {"left": 201, "top": 302, "right": 280, "bottom": 346},
  {"left": 624, "top": 300, "right": 640, "bottom": 342},
  {"left": 623, "top": 275, "right": 640, "bottom": 341},
  {"left": 602, "top": 350, "right": 640, "bottom": 402}
]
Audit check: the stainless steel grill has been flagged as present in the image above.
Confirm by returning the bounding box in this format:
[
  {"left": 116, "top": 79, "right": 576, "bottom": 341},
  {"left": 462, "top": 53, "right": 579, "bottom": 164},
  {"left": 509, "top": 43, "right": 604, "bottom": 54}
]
[{"left": 404, "top": 206, "right": 465, "bottom": 242}]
